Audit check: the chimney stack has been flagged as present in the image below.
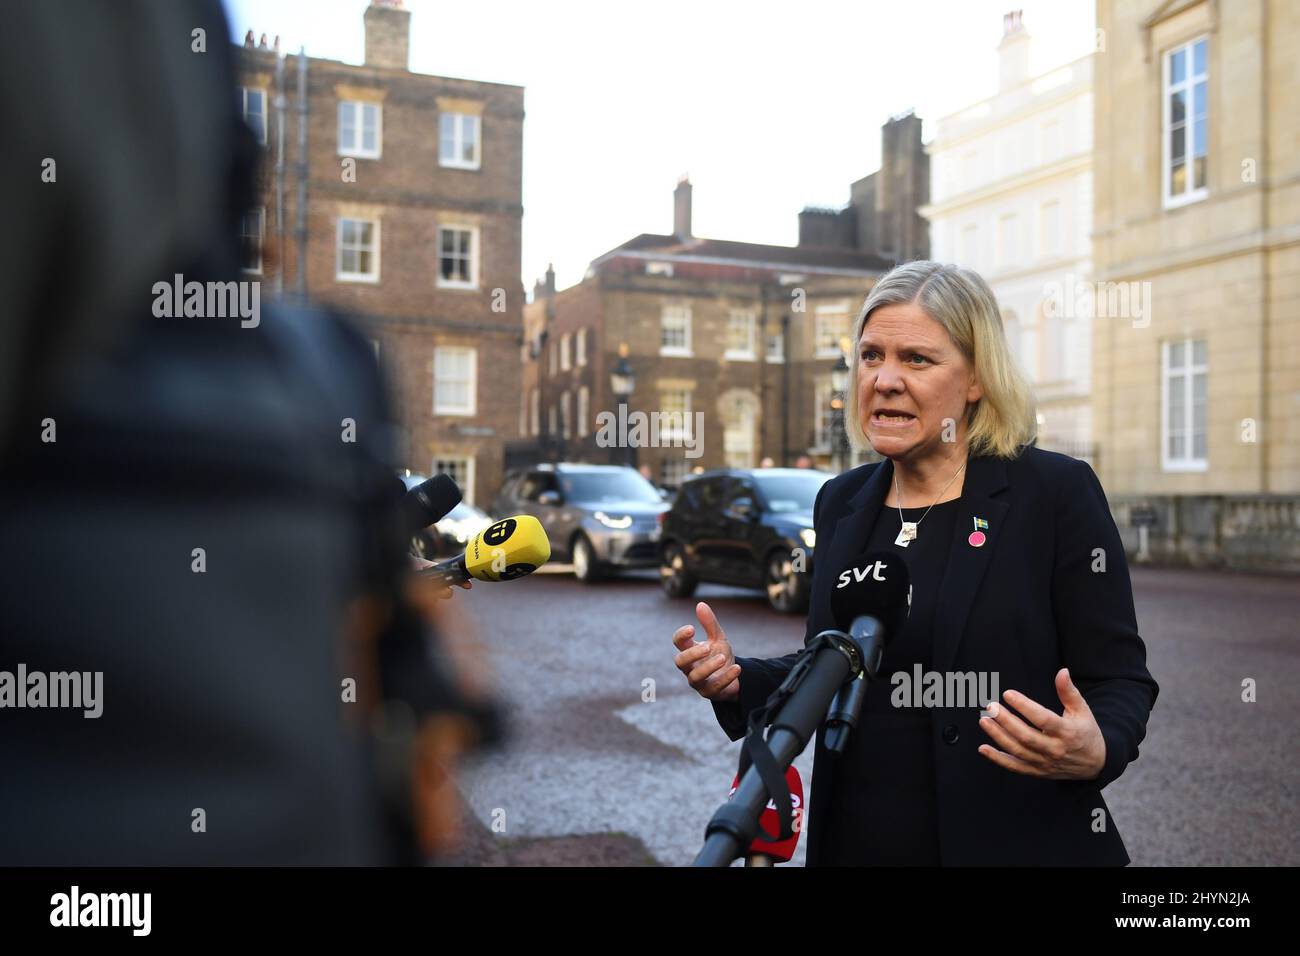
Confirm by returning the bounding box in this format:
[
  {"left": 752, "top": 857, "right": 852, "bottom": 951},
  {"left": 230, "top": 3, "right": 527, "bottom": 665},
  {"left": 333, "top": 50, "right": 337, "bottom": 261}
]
[
  {"left": 998, "top": 10, "right": 1030, "bottom": 91},
  {"left": 673, "top": 175, "right": 692, "bottom": 240},
  {"left": 364, "top": 0, "right": 411, "bottom": 71},
  {"left": 533, "top": 263, "right": 557, "bottom": 301}
]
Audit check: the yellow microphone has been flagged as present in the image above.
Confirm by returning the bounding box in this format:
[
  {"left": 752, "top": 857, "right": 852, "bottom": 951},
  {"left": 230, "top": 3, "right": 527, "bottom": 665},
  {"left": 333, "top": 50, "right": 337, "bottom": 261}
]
[{"left": 417, "top": 515, "right": 551, "bottom": 584}]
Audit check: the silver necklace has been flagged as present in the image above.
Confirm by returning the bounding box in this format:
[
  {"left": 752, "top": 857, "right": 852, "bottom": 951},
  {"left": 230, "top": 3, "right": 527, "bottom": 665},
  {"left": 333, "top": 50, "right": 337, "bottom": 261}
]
[{"left": 892, "top": 459, "right": 966, "bottom": 548}]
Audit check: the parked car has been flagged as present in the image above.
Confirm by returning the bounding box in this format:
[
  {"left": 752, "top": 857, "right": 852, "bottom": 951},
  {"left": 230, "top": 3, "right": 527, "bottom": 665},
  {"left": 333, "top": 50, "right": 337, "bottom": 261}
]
[
  {"left": 399, "top": 472, "right": 493, "bottom": 559},
  {"left": 491, "top": 463, "right": 667, "bottom": 581},
  {"left": 658, "top": 467, "right": 831, "bottom": 612}
]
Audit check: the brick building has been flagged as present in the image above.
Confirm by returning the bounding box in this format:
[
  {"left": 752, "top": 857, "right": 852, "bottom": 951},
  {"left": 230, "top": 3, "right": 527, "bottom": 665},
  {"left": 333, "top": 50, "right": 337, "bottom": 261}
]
[
  {"left": 517, "top": 114, "right": 929, "bottom": 486},
  {"left": 234, "top": 0, "right": 524, "bottom": 505}
]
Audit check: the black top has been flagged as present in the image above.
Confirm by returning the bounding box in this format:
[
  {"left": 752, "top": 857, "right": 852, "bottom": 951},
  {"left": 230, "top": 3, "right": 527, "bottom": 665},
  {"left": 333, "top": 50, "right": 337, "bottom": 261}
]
[{"left": 820, "top": 496, "right": 963, "bottom": 866}]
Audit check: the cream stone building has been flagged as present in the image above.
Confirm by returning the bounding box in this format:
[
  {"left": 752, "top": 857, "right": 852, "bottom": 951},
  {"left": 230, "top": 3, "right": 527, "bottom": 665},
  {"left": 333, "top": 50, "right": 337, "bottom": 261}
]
[
  {"left": 922, "top": 11, "right": 1096, "bottom": 461},
  {"left": 1092, "top": 0, "right": 1299, "bottom": 570}
]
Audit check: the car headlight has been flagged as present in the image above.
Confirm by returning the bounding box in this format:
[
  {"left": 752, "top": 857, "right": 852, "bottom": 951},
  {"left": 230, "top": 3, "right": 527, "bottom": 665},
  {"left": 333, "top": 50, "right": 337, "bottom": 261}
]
[
  {"left": 594, "top": 511, "right": 633, "bottom": 529},
  {"left": 800, "top": 528, "right": 816, "bottom": 549}
]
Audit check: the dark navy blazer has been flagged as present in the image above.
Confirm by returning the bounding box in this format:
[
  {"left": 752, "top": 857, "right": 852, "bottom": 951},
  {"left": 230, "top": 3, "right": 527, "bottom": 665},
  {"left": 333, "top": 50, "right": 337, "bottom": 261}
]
[{"left": 712, "top": 446, "right": 1159, "bottom": 866}]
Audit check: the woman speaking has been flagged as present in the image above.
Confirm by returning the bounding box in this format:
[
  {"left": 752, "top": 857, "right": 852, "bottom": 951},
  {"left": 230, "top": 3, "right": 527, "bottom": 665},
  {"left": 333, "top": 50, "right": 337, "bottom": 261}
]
[{"left": 671, "top": 261, "right": 1158, "bottom": 866}]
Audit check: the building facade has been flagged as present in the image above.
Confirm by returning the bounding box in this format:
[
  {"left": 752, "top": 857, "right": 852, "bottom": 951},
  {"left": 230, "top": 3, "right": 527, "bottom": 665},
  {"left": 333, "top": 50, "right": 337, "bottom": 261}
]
[
  {"left": 1092, "top": 0, "right": 1299, "bottom": 570},
  {"left": 923, "top": 10, "right": 1096, "bottom": 462},
  {"left": 234, "top": 0, "right": 524, "bottom": 505},
  {"left": 517, "top": 115, "right": 930, "bottom": 487}
]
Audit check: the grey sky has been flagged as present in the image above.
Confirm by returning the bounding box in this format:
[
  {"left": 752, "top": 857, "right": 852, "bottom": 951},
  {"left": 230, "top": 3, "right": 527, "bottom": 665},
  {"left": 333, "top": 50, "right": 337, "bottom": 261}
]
[{"left": 223, "top": 0, "right": 1095, "bottom": 296}]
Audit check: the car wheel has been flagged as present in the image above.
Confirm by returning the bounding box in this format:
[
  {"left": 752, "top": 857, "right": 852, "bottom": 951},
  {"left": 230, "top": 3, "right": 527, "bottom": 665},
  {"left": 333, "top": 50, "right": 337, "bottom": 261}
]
[
  {"left": 765, "top": 549, "right": 808, "bottom": 614},
  {"left": 572, "top": 534, "right": 604, "bottom": 582},
  {"left": 660, "top": 542, "right": 698, "bottom": 598}
]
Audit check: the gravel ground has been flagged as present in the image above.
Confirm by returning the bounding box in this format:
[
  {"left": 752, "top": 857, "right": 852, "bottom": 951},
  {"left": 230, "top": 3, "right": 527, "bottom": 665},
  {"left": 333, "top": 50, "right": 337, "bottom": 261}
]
[{"left": 445, "top": 563, "right": 1300, "bottom": 866}]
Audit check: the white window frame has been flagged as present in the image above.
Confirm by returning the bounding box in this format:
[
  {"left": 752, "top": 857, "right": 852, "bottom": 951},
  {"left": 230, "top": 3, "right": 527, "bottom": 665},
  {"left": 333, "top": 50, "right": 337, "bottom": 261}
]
[
  {"left": 660, "top": 304, "right": 692, "bottom": 357},
  {"left": 336, "top": 217, "right": 380, "bottom": 283},
  {"left": 1162, "top": 35, "right": 1209, "bottom": 209},
  {"left": 660, "top": 457, "right": 689, "bottom": 488},
  {"left": 432, "top": 456, "right": 476, "bottom": 506},
  {"left": 240, "top": 207, "right": 264, "bottom": 275},
  {"left": 548, "top": 340, "right": 557, "bottom": 375},
  {"left": 433, "top": 346, "right": 477, "bottom": 417},
  {"left": 725, "top": 311, "right": 757, "bottom": 361},
  {"left": 814, "top": 303, "right": 850, "bottom": 359},
  {"left": 242, "top": 87, "right": 267, "bottom": 145},
  {"left": 960, "top": 223, "right": 979, "bottom": 269},
  {"left": 659, "top": 388, "right": 693, "bottom": 440},
  {"left": 765, "top": 326, "right": 785, "bottom": 363},
  {"left": 560, "top": 391, "right": 571, "bottom": 439},
  {"left": 437, "top": 224, "right": 479, "bottom": 289},
  {"left": 1160, "top": 338, "right": 1208, "bottom": 472},
  {"left": 576, "top": 328, "right": 588, "bottom": 366},
  {"left": 560, "top": 334, "right": 571, "bottom": 371},
  {"left": 530, "top": 388, "right": 540, "bottom": 436},
  {"left": 813, "top": 374, "right": 835, "bottom": 451},
  {"left": 439, "top": 112, "right": 481, "bottom": 170},
  {"left": 996, "top": 213, "right": 1019, "bottom": 269},
  {"left": 548, "top": 404, "right": 557, "bottom": 436},
  {"left": 338, "top": 100, "right": 382, "bottom": 159},
  {"left": 1039, "top": 200, "right": 1062, "bottom": 260},
  {"left": 577, "top": 386, "right": 589, "bottom": 437}
]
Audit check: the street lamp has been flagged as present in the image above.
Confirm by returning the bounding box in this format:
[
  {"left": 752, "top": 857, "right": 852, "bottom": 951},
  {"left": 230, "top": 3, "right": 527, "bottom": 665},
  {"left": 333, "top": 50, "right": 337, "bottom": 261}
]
[
  {"left": 610, "top": 350, "right": 636, "bottom": 467},
  {"left": 829, "top": 349, "right": 850, "bottom": 474}
]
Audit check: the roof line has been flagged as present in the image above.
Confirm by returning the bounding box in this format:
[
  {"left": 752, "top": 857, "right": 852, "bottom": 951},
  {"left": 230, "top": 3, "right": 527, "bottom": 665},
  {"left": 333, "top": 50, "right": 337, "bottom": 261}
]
[{"left": 590, "top": 248, "right": 889, "bottom": 278}]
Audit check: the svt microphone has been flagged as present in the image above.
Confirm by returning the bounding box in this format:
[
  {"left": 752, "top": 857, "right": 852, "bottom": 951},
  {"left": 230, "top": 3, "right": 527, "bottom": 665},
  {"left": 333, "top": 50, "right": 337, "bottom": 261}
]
[
  {"left": 417, "top": 515, "right": 551, "bottom": 585},
  {"left": 823, "top": 552, "right": 912, "bottom": 755},
  {"left": 402, "top": 474, "right": 462, "bottom": 532},
  {"left": 728, "top": 765, "right": 804, "bottom": 866}
]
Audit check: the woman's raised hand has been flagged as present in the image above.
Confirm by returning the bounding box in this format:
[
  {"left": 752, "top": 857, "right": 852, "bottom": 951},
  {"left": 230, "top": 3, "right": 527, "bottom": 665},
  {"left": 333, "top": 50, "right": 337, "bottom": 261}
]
[{"left": 672, "top": 601, "right": 741, "bottom": 702}]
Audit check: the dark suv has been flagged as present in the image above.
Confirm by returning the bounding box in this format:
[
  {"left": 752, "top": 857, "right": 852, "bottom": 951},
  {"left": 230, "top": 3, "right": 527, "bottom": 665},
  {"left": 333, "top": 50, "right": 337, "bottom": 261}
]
[
  {"left": 658, "top": 468, "right": 831, "bottom": 613},
  {"left": 491, "top": 463, "right": 668, "bottom": 581}
]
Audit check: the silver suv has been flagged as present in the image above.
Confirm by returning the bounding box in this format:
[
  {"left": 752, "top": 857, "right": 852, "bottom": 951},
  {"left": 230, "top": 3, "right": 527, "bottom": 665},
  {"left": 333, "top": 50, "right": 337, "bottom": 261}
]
[{"left": 491, "top": 464, "right": 668, "bottom": 581}]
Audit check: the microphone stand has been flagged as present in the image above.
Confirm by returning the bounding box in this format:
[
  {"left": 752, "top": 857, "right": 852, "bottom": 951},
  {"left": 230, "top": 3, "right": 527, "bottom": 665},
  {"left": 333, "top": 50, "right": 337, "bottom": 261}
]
[{"left": 693, "top": 629, "right": 865, "bottom": 868}]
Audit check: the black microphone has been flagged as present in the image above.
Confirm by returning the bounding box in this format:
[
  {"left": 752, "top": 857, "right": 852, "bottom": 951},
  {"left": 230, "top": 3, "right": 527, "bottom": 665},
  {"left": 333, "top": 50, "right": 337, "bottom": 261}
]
[
  {"left": 402, "top": 474, "right": 461, "bottom": 532},
  {"left": 694, "top": 552, "right": 911, "bottom": 866},
  {"left": 823, "top": 552, "right": 911, "bottom": 755}
]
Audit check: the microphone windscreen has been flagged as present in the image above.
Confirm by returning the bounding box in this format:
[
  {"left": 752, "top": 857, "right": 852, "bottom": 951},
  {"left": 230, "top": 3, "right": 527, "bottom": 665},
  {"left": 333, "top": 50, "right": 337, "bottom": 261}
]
[
  {"left": 829, "top": 551, "right": 912, "bottom": 638},
  {"left": 464, "top": 515, "right": 551, "bottom": 581},
  {"left": 729, "top": 765, "right": 804, "bottom": 862},
  {"left": 403, "top": 474, "right": 462, "bottom": 532}
]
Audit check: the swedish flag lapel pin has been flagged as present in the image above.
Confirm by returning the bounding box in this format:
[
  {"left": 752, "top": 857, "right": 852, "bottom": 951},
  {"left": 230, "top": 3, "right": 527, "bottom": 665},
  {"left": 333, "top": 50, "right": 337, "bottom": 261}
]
[{"left": 968, "top": 516, "right": 988, "bottom": 548}]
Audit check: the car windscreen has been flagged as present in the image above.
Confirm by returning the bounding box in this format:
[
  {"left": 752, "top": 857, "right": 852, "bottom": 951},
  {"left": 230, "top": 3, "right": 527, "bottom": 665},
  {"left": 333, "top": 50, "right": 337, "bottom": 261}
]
[
  {"left": 445, "top": 502, "right": 486, "bottom": 521},
  {"left": 754, "top": 473, "right": 829, "bottom": 514},
  {"left": 560, "top": 471, "right": 662, "bottom": 505}
]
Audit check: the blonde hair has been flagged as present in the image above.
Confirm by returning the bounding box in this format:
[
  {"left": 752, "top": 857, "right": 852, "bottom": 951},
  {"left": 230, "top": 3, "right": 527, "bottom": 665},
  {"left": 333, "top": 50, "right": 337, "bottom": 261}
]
[{"left": 843, "top": 260, "right": 1036, "bottom": 459}]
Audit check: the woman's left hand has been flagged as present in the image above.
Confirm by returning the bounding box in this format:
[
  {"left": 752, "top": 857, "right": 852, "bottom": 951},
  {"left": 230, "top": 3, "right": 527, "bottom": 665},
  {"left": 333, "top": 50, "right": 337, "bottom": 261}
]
[{"left": 977, "top": 668, "right": 1106, "bottom": 781}]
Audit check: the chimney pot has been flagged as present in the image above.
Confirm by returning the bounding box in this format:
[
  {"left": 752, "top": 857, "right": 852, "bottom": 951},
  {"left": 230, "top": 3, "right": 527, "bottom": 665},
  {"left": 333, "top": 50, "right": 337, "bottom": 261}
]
[{"left": 673, "top": 177, "right": 693, "bottom": 240}]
